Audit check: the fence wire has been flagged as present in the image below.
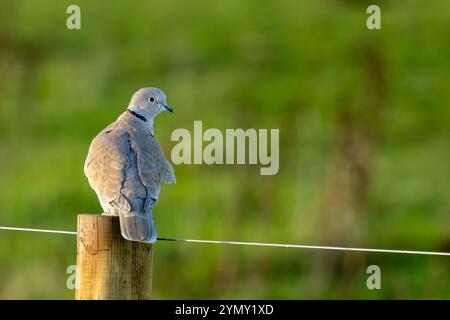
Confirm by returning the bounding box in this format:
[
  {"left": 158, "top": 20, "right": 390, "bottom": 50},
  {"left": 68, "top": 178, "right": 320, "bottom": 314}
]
[{"left": 1, "top": 226, "right": 449, "bottom": 256}]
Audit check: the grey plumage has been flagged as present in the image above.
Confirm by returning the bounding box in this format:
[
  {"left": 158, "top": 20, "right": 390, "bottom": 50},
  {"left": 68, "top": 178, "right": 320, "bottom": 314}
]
[{"left": 84, "top": 88, "right": 175, "bottom": 243}]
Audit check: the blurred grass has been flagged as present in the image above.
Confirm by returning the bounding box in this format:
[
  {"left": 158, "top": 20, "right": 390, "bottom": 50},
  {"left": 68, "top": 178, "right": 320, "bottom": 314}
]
[{"left": 0, "top": 0, "right": 449, "bottom": 299}]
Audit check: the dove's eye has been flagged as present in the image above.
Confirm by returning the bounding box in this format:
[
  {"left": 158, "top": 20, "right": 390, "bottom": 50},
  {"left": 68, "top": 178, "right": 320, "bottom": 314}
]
[{"left": 148, "top": 97, "right": 155, "bottom": 103}]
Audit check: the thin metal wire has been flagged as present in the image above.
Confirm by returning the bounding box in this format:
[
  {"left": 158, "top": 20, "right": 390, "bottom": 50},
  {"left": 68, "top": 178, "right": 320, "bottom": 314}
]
[
  {"left": 1, "top": 226, "right": 449, "bottom": 257},
  {"left": 0, "top": 226, "right": 77, "bottom": 235},
  {"left": 158, "top": 237, "right": 450, "bottom": 256}
]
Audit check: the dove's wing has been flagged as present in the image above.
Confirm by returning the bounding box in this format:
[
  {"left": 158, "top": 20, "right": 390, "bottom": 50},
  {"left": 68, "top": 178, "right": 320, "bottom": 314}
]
[
  {"left": 129, "top": 129, "right": 176, "bottom": 204},
  {"left": 161, "top": 158, "right": 176, "bottom": 184},
  {"left": 84, "top": 125, "right": 131, "bottom": 213}
]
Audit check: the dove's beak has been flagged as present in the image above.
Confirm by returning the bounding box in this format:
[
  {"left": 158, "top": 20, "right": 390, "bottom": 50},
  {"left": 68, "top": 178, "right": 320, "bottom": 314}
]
[{"left": 162, "top": 104, "right": 174, "bottom": 113}]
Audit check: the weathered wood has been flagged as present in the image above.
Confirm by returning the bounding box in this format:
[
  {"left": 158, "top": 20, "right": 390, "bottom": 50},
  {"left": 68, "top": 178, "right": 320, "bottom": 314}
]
[{"left": 75, "top": 214, "right": 153, "bottom": 300}]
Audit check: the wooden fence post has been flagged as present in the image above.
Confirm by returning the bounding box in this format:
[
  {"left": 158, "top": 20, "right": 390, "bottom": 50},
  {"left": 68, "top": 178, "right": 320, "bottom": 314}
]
[{"left": 75, "top": 214, "right": 153, "bottom": 300}]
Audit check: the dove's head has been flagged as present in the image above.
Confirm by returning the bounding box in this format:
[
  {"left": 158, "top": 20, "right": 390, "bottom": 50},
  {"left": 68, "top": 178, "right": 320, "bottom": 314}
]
[{"left": 128, "top": 87, "right": 173, "bottom": 119}]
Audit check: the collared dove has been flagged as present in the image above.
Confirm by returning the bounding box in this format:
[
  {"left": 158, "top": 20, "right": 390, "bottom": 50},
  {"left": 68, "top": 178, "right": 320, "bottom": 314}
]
[{"left": 84, "top": 87, "right": 176, "bottom": 244}]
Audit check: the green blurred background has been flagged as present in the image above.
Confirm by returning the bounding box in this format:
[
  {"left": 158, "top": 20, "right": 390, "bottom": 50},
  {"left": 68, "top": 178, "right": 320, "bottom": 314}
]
[{"left": 0, "top": 0, "right": 449, "bottom": 299}]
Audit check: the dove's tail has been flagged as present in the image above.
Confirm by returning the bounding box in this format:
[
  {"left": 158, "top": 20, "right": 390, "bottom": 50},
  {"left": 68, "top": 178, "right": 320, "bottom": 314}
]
[{"left": 118, "top": 211, "right": 157, "bottom": 244}]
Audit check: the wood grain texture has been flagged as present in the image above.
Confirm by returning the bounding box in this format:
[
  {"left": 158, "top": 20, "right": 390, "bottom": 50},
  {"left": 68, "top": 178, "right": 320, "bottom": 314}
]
[{"left": 75, "top": 214, "right": 153, "bottom": 300}]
